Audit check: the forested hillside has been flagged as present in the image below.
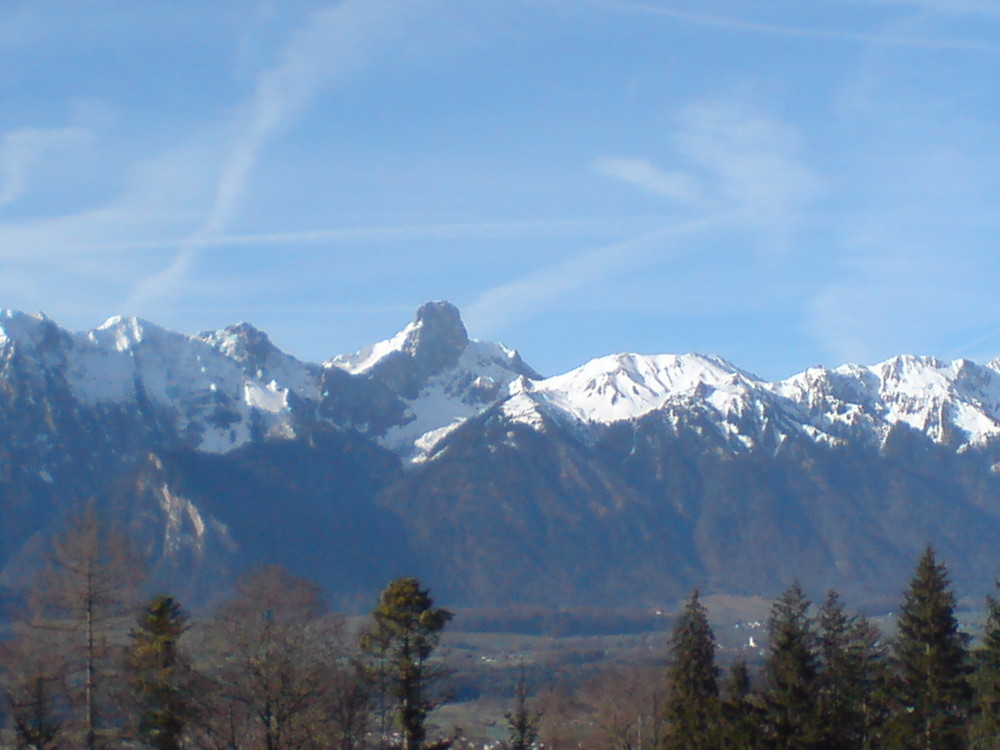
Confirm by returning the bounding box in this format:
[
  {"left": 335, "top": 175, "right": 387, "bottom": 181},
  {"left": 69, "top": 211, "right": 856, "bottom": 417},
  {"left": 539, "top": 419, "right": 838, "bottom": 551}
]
[{"left": 3, "top": 509, "right": 1000, "bottom": 750}]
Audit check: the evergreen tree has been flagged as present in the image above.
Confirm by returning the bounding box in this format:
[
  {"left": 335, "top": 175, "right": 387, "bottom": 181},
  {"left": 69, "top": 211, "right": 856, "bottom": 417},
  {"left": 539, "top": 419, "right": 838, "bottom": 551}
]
[
  {"left": 760, "top": 582, "right": 820, "bottom": 750},
  {"left": 815, "top": 590, "right": 888, "bottom": 750},
  {"left": 971, "top": 592, "right": 1000, "bottom": 749},
  {"left": 500, "top": 664, "right": 540, "bottom": 750},
  {"left": 359, "top": 577, "right": 452, "bottom": 750},
  {"left": 719, "top": 659, "right": 762, "bottom": 750},
  {"left": 888, "top": 545, "right": 972, "bottom": 750},
  {"left": 128, "top": 595, "right": 196, "bottom": 750},
  {"left": 661, "top": 590, "right": 721, "bottom": 749}
]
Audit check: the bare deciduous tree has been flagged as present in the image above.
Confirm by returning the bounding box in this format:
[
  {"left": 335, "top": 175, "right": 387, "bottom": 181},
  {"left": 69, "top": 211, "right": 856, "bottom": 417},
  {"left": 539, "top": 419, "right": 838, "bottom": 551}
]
[
  {"left": 194, "top": 565, "right": 368, "bottom": 750},
  {"left": 2, "top": 505, "right": 144, "bottom": 750}
]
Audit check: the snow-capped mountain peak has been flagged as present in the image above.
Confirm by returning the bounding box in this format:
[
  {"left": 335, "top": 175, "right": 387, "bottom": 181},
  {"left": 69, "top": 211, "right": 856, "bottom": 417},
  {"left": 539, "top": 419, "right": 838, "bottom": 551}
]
[
  {"left": 0, "top": 313, "right": 325, "bottom": 454},
  {"left": 328, "top": 301, "right": 470, "bottom": 384},
  {"left": 328, "top": 301, "right": 540, "bottom": 461},
  {"left": 525, "top": 352, "right": 762, "bottom": 424},
  {"left": 5, "top": 302, "right": 1000, "bottom": 464},
  {"left": 198, "top": 322, "right": 319, "bottom": 399},
  {"left": 92, "top": 314, "right": 161, "bottom": 351},
  {"left": 499, "top": 352, "right": 771, "bottom": 435},
  {"left": 0, "top": 310, "right": 72, "bottom": 359},
  {"left": 332, "top": 322, "right": 415, "bottom": 375},
  {"left": 774, "top": 354, "right": 1000, "bottom": 448},
  {"left": 494, "top": 348, "right": 1000, "bottom": 453},
  {"left": 9, "top": 302, "right": 1000, "bottom": 611}
]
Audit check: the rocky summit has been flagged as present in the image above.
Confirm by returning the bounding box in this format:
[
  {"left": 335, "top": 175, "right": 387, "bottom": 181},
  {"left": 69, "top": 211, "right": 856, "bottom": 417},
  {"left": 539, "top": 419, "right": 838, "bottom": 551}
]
[{"left": 2, "top": 303, "right": 1000, "bottom": 611}]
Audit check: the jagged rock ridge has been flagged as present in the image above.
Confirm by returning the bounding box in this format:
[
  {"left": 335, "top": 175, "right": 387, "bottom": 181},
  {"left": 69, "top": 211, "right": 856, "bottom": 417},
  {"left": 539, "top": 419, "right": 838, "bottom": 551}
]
[{"left": 2, "top": 303, "right": 1000, "bottom": 610}]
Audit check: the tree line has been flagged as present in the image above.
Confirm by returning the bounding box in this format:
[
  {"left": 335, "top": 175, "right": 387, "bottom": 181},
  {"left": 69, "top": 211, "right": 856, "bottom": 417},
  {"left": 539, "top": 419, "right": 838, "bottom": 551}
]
[
  {"left": 0, "top": 508, "right": 454, "bottom": 750},
  {"left": 521, "top": 547, "right": 1000, "bottom": 750},
  {"left": 4, "top": 507, "right": 1000, "bottom": 750},
  {"left": 655, "top": 545, "right": 1000, "bottom": 750}
]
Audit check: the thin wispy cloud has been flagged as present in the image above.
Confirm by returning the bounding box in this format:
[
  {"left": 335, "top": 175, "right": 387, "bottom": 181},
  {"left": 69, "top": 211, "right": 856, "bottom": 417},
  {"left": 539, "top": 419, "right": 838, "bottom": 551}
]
[
  {"left": 946, "top": 326, "right": 1000, "bottom": 362},
  {"left": 808, "top": 237, "right": 1000, "bottom": 367},
  {"left": 234, "top": 0, "right": 281, "bottom": 78},
  {"left": 807, "top": 251, "right": 974, "bottom": 365},
  {"left": 464, "top": 214, "right": 732, "bottom": 338},
  {"left": 591, "top": 157, "right": 707, "bottom": 206},
  {"left": 843, "top": 0, "right": 1000, "bottom": 18},
  {"left": 798, "top": 7, "right": 1000, "bottom": 368},
  {"left": 0, "top": 126, "right": 88, "bottom": 207},
  {"left": 587, "top": 0, "right": 1000, "bottom": 54},
  {"left": 62, "top": 217, "right": 649, "bottom": 254},
  {"left": 2, "top": 1, "right": 995, "bottom": 375},
  {"left": 675, "top": 101, "right": 820, "bottom": 252},
  {"left": 591, "top": 101, "right": 819, "bottom": 259},
  {"left": 126, "top": 0, "right": 432, "bottom": 310},
  {"left": 0, "top": 141, "right": 215, "bottom": 261},
  {"left": 805, "top": 143, "right": 1000, "bottom": 365}
]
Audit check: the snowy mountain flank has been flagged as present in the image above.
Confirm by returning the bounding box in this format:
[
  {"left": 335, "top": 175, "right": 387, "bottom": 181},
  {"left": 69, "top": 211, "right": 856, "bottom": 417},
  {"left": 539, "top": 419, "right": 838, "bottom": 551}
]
[
  {"left": 3, "top": 301, "right": 1000, "bottom": 609},
  {"left": 328, "top": 301, "right": 539, "bottom": 460},
  {"left": 506, "top": 351, "right": 1000, "bottom": 453},
  {"left": 6, "top": 303, "right": 998, "bottom": 463}
]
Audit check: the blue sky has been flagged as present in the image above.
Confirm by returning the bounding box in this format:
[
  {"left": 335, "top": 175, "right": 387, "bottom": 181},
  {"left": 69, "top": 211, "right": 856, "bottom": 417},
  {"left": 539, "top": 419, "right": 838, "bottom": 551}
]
[{"left": 2, "top": 0, "right": 1000, "bottom": 380}]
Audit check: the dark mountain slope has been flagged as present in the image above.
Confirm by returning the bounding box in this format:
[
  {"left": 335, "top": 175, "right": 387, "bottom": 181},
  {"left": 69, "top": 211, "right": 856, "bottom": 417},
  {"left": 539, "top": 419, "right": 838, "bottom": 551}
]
[{"left": 3, "top": 304, "right": 1000, "bottom": 610}]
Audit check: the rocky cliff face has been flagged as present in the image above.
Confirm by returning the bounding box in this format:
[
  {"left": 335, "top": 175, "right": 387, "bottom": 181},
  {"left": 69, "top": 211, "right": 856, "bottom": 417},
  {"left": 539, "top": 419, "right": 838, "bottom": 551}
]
[{"left": 2, "top": 303, "right": 1000, "bottom": 610}]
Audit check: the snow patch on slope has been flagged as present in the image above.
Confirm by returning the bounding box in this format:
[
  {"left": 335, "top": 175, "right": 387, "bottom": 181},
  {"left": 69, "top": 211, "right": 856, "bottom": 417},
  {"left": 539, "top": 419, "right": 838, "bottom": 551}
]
[
  {"left": 198, "top": 323, "right": 320, "bottom": 402},
  {"left": 7, "top": 304, "right": 1000, "bottom": 460},
  {"left": 0, "top": 310, "right": 51, "bottom": 346},
  {"left": 775, "top": 355, "right": 1000, "bottom": 448},
  {"left": 330, "top": 322, "right": 416, "bottom": 374},
  {"left": 379, "top": 340, "right": 535, "bottom": 461},
  {"left": 0, "top": 313, "right": 321, "bottom": 454},
  {"left": 499, "top": 351, "right": 1000, "bottom": 453},
  {"left": 497, "top": 351, "right": 803, "bottom": 453},
  {"left": 527, "top": 353, "right": 761, "bottom": 424}
]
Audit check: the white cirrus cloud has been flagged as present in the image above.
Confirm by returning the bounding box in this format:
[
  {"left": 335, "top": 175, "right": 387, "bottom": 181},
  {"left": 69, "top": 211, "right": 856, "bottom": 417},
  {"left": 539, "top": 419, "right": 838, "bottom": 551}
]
[
  {"left": 585, "top": 0, "right": 1000, "bottom": 54},
  {"left": 0, "top": 126, "right": 89, "bottom": 207},
  {"left": 464, "top": 214, "right": 734, "bottom": 338},
  {"left": 840, "top": 0, "right": 1000, "bottom": 18},
  {"left": 128, "top": 0, "right": 436, "bottom": 310},
  {"left": 490, "top": 98, "right": 822, "bottom": 339},
  {"left": 676, "top": 100, "right": 820, "bottom": 222},
  {"left": 593, "top": 100, "right": 820, "bottom": 258},
  {"left": 591, "top": 157, "right": 708, "bottom": 206}
]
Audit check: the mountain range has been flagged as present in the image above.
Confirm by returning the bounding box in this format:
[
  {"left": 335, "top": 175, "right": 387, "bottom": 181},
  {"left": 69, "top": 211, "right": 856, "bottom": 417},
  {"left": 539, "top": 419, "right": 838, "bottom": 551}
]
[{"left": 2, "top": 300, "right": 999, "bottom": 611}]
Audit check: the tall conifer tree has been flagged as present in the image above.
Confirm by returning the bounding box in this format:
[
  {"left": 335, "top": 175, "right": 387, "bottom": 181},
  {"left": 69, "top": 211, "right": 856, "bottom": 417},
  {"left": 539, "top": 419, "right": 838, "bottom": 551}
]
[
  {"left": 815, "top": 590, "right": 888, "bottom": 750},
  {"left": 501, "top": 665, "right": 540, "bottom": 750},
  {"left": 360, "top": 577, "right": 452, "bottom": 750},
  {"left": 971, "top": 592, "right": 1000, "bottom": 749},
  {"left": 719, "top": 659, "right": 762, "bottom": 750},
  {"left": 128, "top": 596, "right": 196, "bottom": 750},
  {"left": 889, "top": 545, "right": 971, "bottom": 750},
  {"left": 760, "top": 582, "right": 820, "bottom": 750},
  {"left": 661, "top": 590, "right": 721, "bottom": 749}
]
